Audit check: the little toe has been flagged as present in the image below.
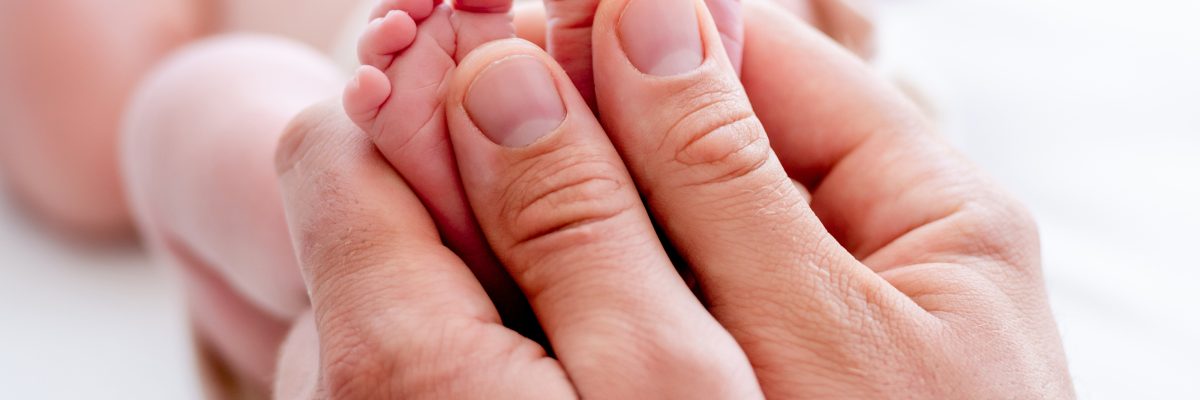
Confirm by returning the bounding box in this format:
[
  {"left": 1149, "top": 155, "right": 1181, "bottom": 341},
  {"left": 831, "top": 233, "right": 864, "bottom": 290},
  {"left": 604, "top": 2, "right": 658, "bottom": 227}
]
[
  {"left": 358, "top": 10, "right": 419, "bottom": 70},
  {"left": 343, "top": 66, "right": 392, "bottom": 126}
]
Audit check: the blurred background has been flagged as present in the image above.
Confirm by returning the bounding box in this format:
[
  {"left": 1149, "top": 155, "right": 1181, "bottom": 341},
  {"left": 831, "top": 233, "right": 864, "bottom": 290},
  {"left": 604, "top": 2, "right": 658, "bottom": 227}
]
[
  {"left": 874, "top": 1, "right": 1200, "bottom": 398},
  {"left": 2, "top": 0, "right": 1197, "bottom": 398}
]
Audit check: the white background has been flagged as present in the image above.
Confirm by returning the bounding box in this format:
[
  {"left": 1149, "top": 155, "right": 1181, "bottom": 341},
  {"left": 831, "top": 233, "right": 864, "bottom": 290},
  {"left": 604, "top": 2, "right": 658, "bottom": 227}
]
[
  {"left": 874, "top": 0, "right": 1200, "bottom": 397},
  {"left": 2, "top": 0, "right": 1198, "bottom": 398}
]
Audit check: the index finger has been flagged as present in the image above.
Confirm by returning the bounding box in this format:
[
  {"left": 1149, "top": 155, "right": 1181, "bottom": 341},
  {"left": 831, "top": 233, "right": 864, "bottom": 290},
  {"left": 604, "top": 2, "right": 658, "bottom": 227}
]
[{"left": 742, "top": 1, "right": 1037, "bottom": 285}]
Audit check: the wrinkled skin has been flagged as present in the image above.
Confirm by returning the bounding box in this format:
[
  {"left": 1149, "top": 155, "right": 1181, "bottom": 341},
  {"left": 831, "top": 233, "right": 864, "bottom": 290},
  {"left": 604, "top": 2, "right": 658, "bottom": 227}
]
[
  {"left": 269, "top": 0, "right": 1072, "bottom": 398},
  {"left": 113, "top": 0, "right": 881, "bottom": 396}
]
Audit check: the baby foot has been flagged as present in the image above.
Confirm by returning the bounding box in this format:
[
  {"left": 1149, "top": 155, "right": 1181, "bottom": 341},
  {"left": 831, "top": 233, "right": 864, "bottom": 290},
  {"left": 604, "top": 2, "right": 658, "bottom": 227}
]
[
  {"left": 345, "top": 0, "right": 516, "bottom": 133},
  {"left": 344, "top": 1, "right": 514, "bottom": 241},
  {"left": 343, "top": 0, "right": 535, "bottom": 330}
]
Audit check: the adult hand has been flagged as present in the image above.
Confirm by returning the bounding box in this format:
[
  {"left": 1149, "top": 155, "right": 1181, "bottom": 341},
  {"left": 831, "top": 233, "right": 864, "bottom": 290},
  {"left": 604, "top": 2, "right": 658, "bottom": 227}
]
[
  {"left": 273, "top": 0, "right": 1073, "bottom": 398},
  {"left": 529, "top": 0, "right": 874, "bottom": 104},
  {"left": 120, "top": 0, "right": 881, "bottom": 395}
]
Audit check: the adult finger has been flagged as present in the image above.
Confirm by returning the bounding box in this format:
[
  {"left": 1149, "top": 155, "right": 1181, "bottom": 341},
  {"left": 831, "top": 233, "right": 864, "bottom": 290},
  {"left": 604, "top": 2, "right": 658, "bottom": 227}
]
[
  {"left": 739, "top": 0, "right": 903, "bottom": 189},
  {"left": 742, "top": 0, "right": 1041, "bottom": 312},
  {"left": 812, "top": 0, "right": 876, "bottom": 59},
  {"left": 445, "top": 40, "right": 761, "bottom": 399},
  {"left": 589, "top": 0, "right": 923, "bottom": 395},
  {"left": 353, "top": 0, "right": 537, "bottom": 334},
  {"left": 739, "top": 3, "right": 1069, "bottom": 395},
  {"left": 741, "top": 1, "right": 994, "bottom": 264},
  {"left": 544, "top": 0, "right": 742, "bottom": 107},
  {"left": 590, "top": 0, "right": 876, "bottom": 307},
  {"left": 741, "top": 0, "right": 918, "bottom": 261},
  {"left": 275, "top": 101, "right": 572, "bottom": 399}
]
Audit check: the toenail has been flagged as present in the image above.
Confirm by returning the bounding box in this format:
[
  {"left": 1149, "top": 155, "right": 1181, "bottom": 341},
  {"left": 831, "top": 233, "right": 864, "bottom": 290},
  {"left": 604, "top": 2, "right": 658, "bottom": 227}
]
[
  {"left": 465, "top": 56, "right": 565, "bottom": 148},
  {"left": 619, "top": 0, "right": 705, "bottom": 76}
]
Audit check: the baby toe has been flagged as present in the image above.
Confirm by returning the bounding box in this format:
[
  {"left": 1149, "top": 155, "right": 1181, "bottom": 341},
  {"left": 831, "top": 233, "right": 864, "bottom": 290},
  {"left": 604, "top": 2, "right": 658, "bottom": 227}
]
[
  {"left": 343, "top": 66, "right": 392, "bottom": 127},
  {"left": 358, "top": 9, "right": 418, "bottom": 70}
]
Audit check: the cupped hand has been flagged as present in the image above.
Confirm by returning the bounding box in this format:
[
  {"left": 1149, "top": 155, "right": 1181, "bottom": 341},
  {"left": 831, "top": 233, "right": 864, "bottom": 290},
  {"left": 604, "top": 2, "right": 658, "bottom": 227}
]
[
  {"left": 115, "top": 0, "right": 883, "bottom": 395},
  {"left": 273, "top": 0, "right": 1073, "bottom": 398}
]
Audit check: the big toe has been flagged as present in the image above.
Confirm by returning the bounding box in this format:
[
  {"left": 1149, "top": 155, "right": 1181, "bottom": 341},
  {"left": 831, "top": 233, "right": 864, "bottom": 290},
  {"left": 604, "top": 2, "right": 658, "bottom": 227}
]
[
  {"left": 358, "top": 9, "right": 419, "bottom": 70},
  {"left": 544, "top": 0, "right": 601, "bottom": 106},
  {"left": 451, "top": 0, "right": 516, "bottom": 62}
]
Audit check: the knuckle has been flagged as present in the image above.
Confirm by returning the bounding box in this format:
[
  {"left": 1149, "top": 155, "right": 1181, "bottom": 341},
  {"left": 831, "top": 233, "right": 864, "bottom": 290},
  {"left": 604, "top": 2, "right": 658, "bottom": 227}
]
[
  {"left": 662, "top": 82, "right": 774, "bottom": 189},
  {"left": 403, "top": 319, "right": 521, "bottom": 394},
  {"left": 321, "top": 316, "right": 520, "bottom": 399},
  {"left": 275, "top": 100, "right": 346, "bottom": 175},
  {"left": 496, "top": 145, "right": 634, "bottom": 253},
  {"left": 639, "top": 337, "right": 743, "bottom": 386},
  {"left": 959, "top": 193, "right": 1042, "bottom": 273},
  {"left": 567, "top": 314, "right": 753, "bottom": 396}
]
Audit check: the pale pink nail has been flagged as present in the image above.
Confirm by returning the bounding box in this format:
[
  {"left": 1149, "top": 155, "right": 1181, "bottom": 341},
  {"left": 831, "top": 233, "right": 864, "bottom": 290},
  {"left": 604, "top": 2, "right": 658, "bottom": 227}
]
[
  {"left": 619, "top": 0, "right": 704, "bottom": 76},
  {"left": 466, "top": 56, "right": 566, "bottom": 148}
]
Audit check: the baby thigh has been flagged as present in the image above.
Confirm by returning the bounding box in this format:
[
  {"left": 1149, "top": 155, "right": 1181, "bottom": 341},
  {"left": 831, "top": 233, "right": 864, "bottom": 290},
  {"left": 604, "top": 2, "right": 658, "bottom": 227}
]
[{"left": 121, "top": 35, "right": 342, "bottom": 393}]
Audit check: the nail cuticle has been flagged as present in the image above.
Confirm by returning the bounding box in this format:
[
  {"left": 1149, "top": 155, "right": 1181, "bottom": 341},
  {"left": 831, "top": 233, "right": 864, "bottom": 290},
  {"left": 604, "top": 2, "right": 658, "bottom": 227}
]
[
  {"left": 617, "top": 0, "right": 706, "bottom": 76},
  {"left": 465, "top": 55, "right": 567, "bottom": 148}
]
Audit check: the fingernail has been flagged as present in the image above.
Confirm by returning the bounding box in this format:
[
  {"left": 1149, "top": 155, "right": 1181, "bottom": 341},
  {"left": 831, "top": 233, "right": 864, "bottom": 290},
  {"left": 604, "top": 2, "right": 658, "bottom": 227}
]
[
  {"left": 466, "top": 56, "right": 566, "bottom": 148},
  {"left": 619, "top": 0, "right": 704, "bottom": 76},
  {"left": 705, "top": 0, "right": 744, "bottom": 73}
]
